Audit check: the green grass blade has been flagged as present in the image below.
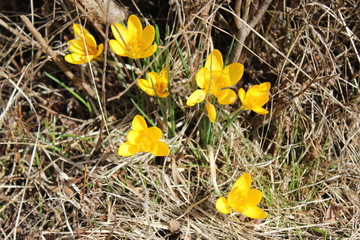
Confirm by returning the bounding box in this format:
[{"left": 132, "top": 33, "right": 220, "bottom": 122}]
[
  {"left": 130, "top": 98, "right": 156, "bottom": 127},
  {"left": 44, "top": 72, "right": 93, "bottom": 114}
]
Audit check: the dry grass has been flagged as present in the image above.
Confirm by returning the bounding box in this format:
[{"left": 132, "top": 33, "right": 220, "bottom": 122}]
[{"left": 0, "top": 0, "right": 359, "bottom": 239}]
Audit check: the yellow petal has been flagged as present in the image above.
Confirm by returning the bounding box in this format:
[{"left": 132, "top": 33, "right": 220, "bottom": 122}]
[
  {"left": 195, "top": 67, "right": 210, "bottom": 89},
  {"left": 238, "top": 88, "right": 246, "bottom": 103},
  {"left": 216, "top": 197, "right": 231, "bottom": 214},
  {"left": 148, "top": 72, "right": 159, "bottom": 85},
  {"left": 157, "top": 67, "right": 169, "bottom": 94},
  {"left": 233, "top": 173, "right": 252, "bottom": 191},
  {"left": 253, "top": 94, "right": 269, "bottom": 107},
  {"left": 83, "top": 34, "right": 98, "bottom": 55},
  {"left": 146, "top": 127, "right": 163, "bottom": 140},
  {"left": 252, "top": 83, "right": 270, "bottom": 107},
  {"left": 109, "top": 39, "right": 127, "bottom": 56},
  {"left": 186, "top": 90, "right": 207, "bottom": 106},
  {"left": 259, "top": 82, "right": 271, "bottom": 92},
  {"left": 132, "top": 115, "right": 148, "bottom": 131},
  {"left": 138, "top": 78, "right": 152, "bottom": 88},
  {"left": 247, "top": 85, "right": 260, "bottom": 98},
  {"left": 127, "top": 130, "right": 141, "bottom": 145},
  {"left": 224, "top": 63, "right": 244, "bottom": 86},
  {"left": 118, "top": 142, "right": 138, "bottom": 156},
  {"left": 213, "top": 73, "right": 231, "bottom": 89},
  {"left": 140, "top": 44, "right": 157, "bottom": 58},
  {"left": 73, "top": 24, "right": 89, "bottom": 37},
  {"left": 159, "top": 67, "right": 169, "bottom": 83},
  {"left": 248, "top": 84, "right": 269, "bottom": 100},
  {"left": 138, "top": 79, "right": 156, "bottom": 96},
  {"left": 94, "top": 43, "right": 104, "bottom": 59},
  {"left": 228, "top": 188, "right": 248, "bottom": 213},
  {"left": 128, "top": 15, "right": 142, "bottom": 39},
  {"left": 243, "top": 189, "right": 263, "bottom": 206},
  {"left": 205, "top": 49, "right": 223, "bottom": 72},
  {"left": 111, "top": 24, "right": 130, "bottom": 55},
  {"left": 214, "top": 89, "right": 237, "bottom": 105},
  {"left": 252, "top": 107, "right": 269, "bottom": 115},
  {"left": 206, "top": 102, "right": 216, "bottom": 123},
  {"left": 64, "top": 53, "right": 92, "bottom": 64},
  {"left": 147, "top": 72, "right": 161, "bottom": 95},
  {"left": 241, "top": 206, "right": 267, "bottom": 219},
  {"left": 150, "top": 141, "right": 170, "bottom": 156},
  {"left": 68, "top": 39, "right": 86, "bottom": 54},
  {"left": 141, "top": 25, "right": 156, "bottom": 49},
  {"left": 111, "top": 23, "right": 129, "bottom": 43},
  {"left": 157, "top": 91, "right": 170, "bottom": 98},
  {"left": 238, "top": 88, "right": 252, "bottom": 110}
]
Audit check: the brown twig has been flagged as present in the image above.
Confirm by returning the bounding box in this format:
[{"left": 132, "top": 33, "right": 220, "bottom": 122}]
[
  {"left": 232, "top": 0, "right": 272, "bottom": 62},
  {"left": 294, "top": 74, "right": 337, "bottom": 97},
  {"left": 0, "top": 17, "right": 41, "bottom": 48},
  {"left": 93, "top": 0, "right": 112, "bottom": 153},
  {"left": 65, "top": 0, "right": 128, "bottom": 38},
  {"left": 20, "top": 15, "right": 95, "bottom": 98}
]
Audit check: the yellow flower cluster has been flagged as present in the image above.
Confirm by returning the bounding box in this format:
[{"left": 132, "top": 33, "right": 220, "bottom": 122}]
[
  {"left": 186, "top": 49, "right": 270, "bottom": 122},
  {"left": 65, "top": 15, "right": 156, "bottom": 64},
  {"left": 64, "top": 17, "right": 270, "bottom": 118},
  {"left": 186, "top": 49, "right": 244, "bottom": 122},
  {"left": 63, "top": 15, "right": 269, "bottom": 220}
]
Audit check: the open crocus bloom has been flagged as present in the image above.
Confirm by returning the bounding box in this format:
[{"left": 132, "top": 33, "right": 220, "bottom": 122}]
[
  {"left": 109, "top": 15, "right": 157, "bottom": 59},
  {"left": 64, "top": 24, "right": 104, "bottom": 64},
  {"left": 138, "top": 67, "right": 170, "bottom": 98},
  {"left": 186, "top": 49, "right": 244, "bottom": 122},
  {"left": 118, "top": 115, "right": 170, "bottom": 156},
  {"left": 238, "top": 82, "right": 271, "bottom": 114},
  {"left": 216, "top": 173, "right": 267, "bottom": 219}
]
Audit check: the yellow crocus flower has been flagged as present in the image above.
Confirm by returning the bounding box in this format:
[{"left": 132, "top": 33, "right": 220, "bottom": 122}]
[
  {"left": 65, "top": 24, "right": 104, "bottom": 64},
  {"left": 138, "top": 67, "right": 170, "bottom": 98},
  {"left": 186, "top": 49, "right": 244, "bottom": 122},
  {"left": 109, "top": 15, "right": 157, "bottom": 59},
  {"left": 216, "top": 173, "right": 267, "bottom": 219},
  {"left": 118, "top": 115, "right": 170, "bottom": 156},
  {"left": 238, "top": 82, "right": 271, "bottom": 114}
]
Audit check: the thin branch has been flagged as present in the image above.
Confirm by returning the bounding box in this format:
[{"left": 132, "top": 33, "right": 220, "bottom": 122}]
[{"left": 232, "top": 0, "right": 272, "bottom": 62}]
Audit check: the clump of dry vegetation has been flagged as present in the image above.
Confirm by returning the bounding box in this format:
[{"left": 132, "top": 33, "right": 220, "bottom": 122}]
[{"left": 0, "top": 0, "right": 359, "bottom": 239}]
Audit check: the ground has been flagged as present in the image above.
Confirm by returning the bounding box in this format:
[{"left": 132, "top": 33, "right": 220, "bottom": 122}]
[{"left": 0, "top": 0, "right": 359, "bottom": 239}]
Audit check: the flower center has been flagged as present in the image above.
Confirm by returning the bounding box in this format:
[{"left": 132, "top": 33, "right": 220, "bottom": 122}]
[
  {"left": 155, "top": 82, "right": 166, "bottom": 94},
  {"left": 207, "top": 71, "right": 222, "bottom": 94},
  {"left": 137, "top": 135, "right": 153, "bottom": 152},
  {"left": 128, "top": 39, "right": 142, "bottom": 58}
]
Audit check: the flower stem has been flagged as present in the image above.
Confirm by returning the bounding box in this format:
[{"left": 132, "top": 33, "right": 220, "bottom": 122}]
[{"left": 214, "top": 107, "right": 244, "bottom": 143}]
